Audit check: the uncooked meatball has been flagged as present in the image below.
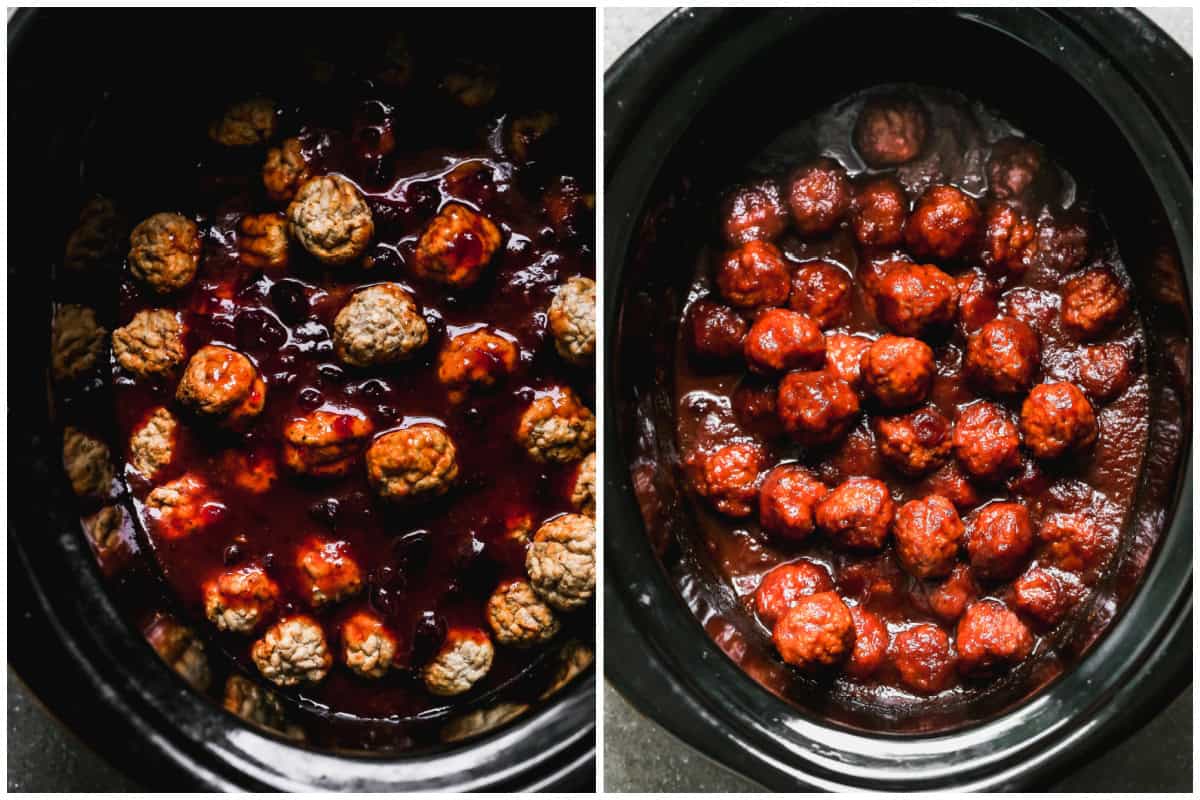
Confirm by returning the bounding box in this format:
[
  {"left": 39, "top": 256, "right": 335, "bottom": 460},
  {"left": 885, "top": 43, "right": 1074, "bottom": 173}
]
[
  {"left": 62, "top": 427, "right": 113, "bottom": 498},
  {"left": 333, "top": 283, "right": 429, "bottom": 367},
  {"left": 891, "top": 623, "right": 955, "bottom": 694},
  {"left": 690, "top": 442, "right": 764, "bottom": 518},
  {"left": 788, "top": 260, "right": 852, "bottom": 329},
  {"left": 953, "top": 401, "right": 1021, "bottom": 482},
  {"left": 720, "top": 177, "right": 788, "bottom": 245},
  {"left": 112, "top": 309, "right": 185, "bottom": 379},
  {"left": 128, "top": 212, "right": 201, "bottom": 293},
  {"left": 776, "top": 370, "right": 860, "bottom": 446},
  {"left": 758, "top": 464, "right": 829, "bottom": 541},
  {"left": 129, "top": 406, "right": 178, "bottom": 479},
  {"left": 548, "top": 276, "right": 596, "bottom": 365},
  {"left": 874, "top": 263, "right": 958, "bottom": 336},
  {"left": 853, "top": 94, "right": 928, "bottom": 167},
  {"left": 860, "top": 335, "right": 934, "bottom": 409},
  {"left": 487, "top": 579, "right": 561, "bottom": 646},
  {"left": 209, "top": 97, "right": 276, "bottom": 146},
  {"left": 287, "top": 175, "right": 374, "bottom": 265},
  {"left": 849, "top": 177, "right": 907, "bottom": 248},
  {"left": 1060, "top": 268, "right": 1129, "bottom": 340},
  {"left": 986, "top": 137, "right": 1055, "bottom": 204},
  {"left": 980, "top": 202, "right": 1036, "bottom": 277},
  {"left": 904, "top": 185, "right": 981, "bottom": 261},
  {"left": 688, "top": 299, "right": 749, "bottom": 363},
  {"left": 252, "top": 615, "right": 332, "bottom": 687},
  {"left": 1077, "top": 342, "right": 1133, "bottom": 402},
  {"left": 342, "top": 610, "right": 398, "bottom": 678},
  {"left": 893, "top": 494, "right": 964, "bottom": 578},
  {"left": 1019, "top": 382, "right": 1098, "bottom": 460},
  {"left": 528, "top": 513, "right": 596, "bottom": 611},
  {"left": 926, "top": 563, "right": 978, "bottom": 622},
  {"left": 1038, "top": 511, "right": 1104, "bottom": 573},
  {"left": 145, "top": 614, "right": 211, "bottom": 692},
  {"left": 144, "top": 474, "right": 220, "bottom": 540},
  {"left": 414, "top": 202, "right": 502, "bottom": 286},
  {"left": 423, "top": 627, "right": 494, "bottom": 696},
  {"left": 283, "top": 409, "right": 374, "bottom": 478},
  {"left": 824, "top": 333, "right": 872, "bottom": 389},
  {"left": 743, "top": 308, "right": 826, "bottom": 374},
  {"left": 570, "top": 452, "right": 596, "bottom": 518},
  {"left": 516, "top": 387, "right": 596, "bottom": 464},
  {"left": 845, "top": 605, "right": 888, "bottom": 679},
  {"left": 955, "top": 268, "right": 1001, "bottom": 334},
  {"left": 176, "top": 345, "right": 266, "bottom": 428},
  {"left": 874, "top": 405, "right": 953, "bottom": 476},
  {"left": 237, "top": 213, "right": 289, "bottom": 270},
  {"left": 1012, "top": 568, "right": 1066, "bottom": 625},
  {"left": 715, "top": 240, "right": 791, "bottom": 309},
  {"left": 263, "top": 138, "right": 311, "bottom": 203},
  {"left": 786, "top": 158, "right": 852, "bottom": 236},
  {"left": 772, "top": 591, "right": 854, "bottom": 669},
  {"left": 366, "top": 424, "right": 459, "bottom": 501},
  {"left": 815, "top": 477, "right": 895, "bottom": 550},
  {"left": 64, "top": 196, "right": 124, "bottom": 272},
  {"left": 203, "top": 564, "right": 280, "bottom": 633},
  {"left": 437, "top": 327, "right": 518, "bottom": 401},
  {"left": 964, "top": 317, "right": 1040, "bottom": 396},
  {"left": 956, "top": 600, "right": 1033, "bottom": 676},
  {"left": 753, "top": 560, "right": 834, "bottom": 627},
  {"left": 968, "top": 502, "right": 1033, "bottom": 579}
]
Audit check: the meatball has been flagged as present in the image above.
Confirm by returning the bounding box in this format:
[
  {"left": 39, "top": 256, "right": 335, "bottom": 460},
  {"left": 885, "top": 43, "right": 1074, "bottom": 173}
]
[
  {"left": 955, "top": 268, "right": 1001, "bottom": 334},
  {"left": 252, "top": 616, "right": 332, "bottom": 687},
  {"left": 296, "top": 537, "right": 362, "bottom": 607},
  {"left": 129, "top": 406, "right": 178, "bottom": 479},
  {"left": 237, "top": 213, "right": 289, "bottom": 270},
  {"left": 980, "top": 202, "right": 1036, "bottom": 277},
  {"left": 1038, "top": 512, "right": 1104, "bottom": 573},
  {"left": 861, "top": 335, "right": 935, "bottom": 409},
  {"left": 956, "top": 600, "right": 1034, "bottom": 676},
  {"left": 506, "top": 110, "right": 558, "bottom": 163},
  {"left": 283, "top": 409, "right": 374, "bottom": 478},
  {"left": 874, "top": 263, "right": 958, "bottom": 336},
  {"left": 366, "top": 424, "right": 458, "bottom": 501},
  {"left": 64, "top": 195, "right": 124, "bottom": 271},
  {"left": 203, "top": 565, "right": 280, "bottom": 633},
  {"left": 1012, "top": 568, "right": 1067, "bottom": 625},
  {"left": 548, "top": 276, "right": 596, "bottom": 365},
  {"left": 720, "top": 177, "right": 788, "bottom": 245},
  {"left": 815, "top": 477, "right": 895, "bottom": 550},
  {"left": 922, "top": 461, "right": 982, "bottom": 512},
  {"left": 786, "top": 158, "right": 852, "bottom": 236},
  {"left": 342, "top": 610, "right": 398, "bottom": 678},
  {"left": 487, "top": 580, "right": 561, "bottom": 647},
  {"left": 758, "top": 464, "right": 830, "bottom": 541},
  {"left": 772, "top": 591, "right": 855, "bottom": 669},
  {"left": 62, "top": 427, "right": 113, "bottom": 498},
  {"left": 953, "top": 401, "right": 1021, "bottom": 481},
  {"left": 423, "top": 627, "right": 494, "bottom": 696},
  {"left": 987, "top": 137, "right": 1055, "bottom": 204},
  {"left": 333, "top": 283, "right": 429, "bottom": 367},
  {"left": 516, "top": 387, "right": 596, "bottom": 464},
  {"left": 526, "top": 514, "right": 596, "bottom": 611},
  {"left": 83, "top": 504, "right": 128, "bottom": 557},
  {"left": 849, "top": 177, "right": 907, "bottom": 248},
  {"left": 145, "top": 615, "right": 211, "bottom": 692},
  {"left": 1019, "top": 382, "right": 1098, "bottom": 460},
  {"left": 777, "top": 370, "right": 860, "bottom": 446},
  {"left": 413, "top": 202, "right": 502, "bottom": 286},
  {"left": 223, "top": 675, "right": 301, "bottom": 738},
  {"left": 145, "top": 474, "right": 220, "bottom": 539},
  {"left": 715, "top": 240, "right": 791, "bottom": 309},
  {"left": 732, "top": 379, "right": 783, "bottom": 439},
  {"left": 1033, "top": 212, "right": 1089, "bottom": 272},
  {"left": 542, "top": 175, "right": 593, "bottom": 241},
  {"left": 128, "top": 212, "right": 201, "bottom": 293},
  {"left": 1060, "top": 268, "right": 1130, "bottom": 340},
  {"left": 112, "top": 309, "right": 185, "bottom": 379},
  {"left": 219, "top": 448, "right": 278, "bottom": 494},
  {"left": 688, "top": 299, "right": 749, "bottom": 363},
  {"left": 893, "top": 495, "right": 964, "bottom": 578},
  {"left": 437, "top": 328, "right": 519, "bottom": 400},
  {"left": 853, "top": 94, "right": 928, "bottom": 167},
  {"left": 824, "top": 333, "right": 872, "bottom": 389},
  {"left": 209, "top": 97, "right": 276, "bottom": 146},
  {"left": 287, "top": 175, "right": 374, "bottom": 265},
  {"left": 541, "top": 640, "right": 595, "bottom": 700},
  {"left": 891, "top": 624, "right": 956, "bottom": 694},
  {"left": 904, "top": 185, "right": 981, "bottom": 261},
  {"left": 262, "top": 138, "right": 311, "bottom": 203},
  {"left": 176, "top": 345, "right": 266, "bottom": 428},
  {"left": 845, "top": 605, "right": 888, "bottom": 679},
  {"left": 51, "top": 304, "right": 107, "bottom": 382},
  {"left": 967, "top": 502, "right": 1034, "bottom": 580},
  {"left": 743, "top": 308, "right": 826, "bottom": 374},
  {"left": 964, "top": 317, "right": 1040, "bottom": 396},
  {"left": 1077, "top": 342, "right": 1133, "bottom": 401},
  {"left": 570, "top": 452, "right": 596, "bottom": 518},
  {"left": 927, "top": 563, "right": 979, "bottom": 622},
  {"left": 874, "top": 405, "right": 953, "bottom": 476},
  {"left": 753, "top": 560, "right": 834, "bottom": 627},
  {"left": 788, "top": 260, "right": 852, "bottom": 329}
]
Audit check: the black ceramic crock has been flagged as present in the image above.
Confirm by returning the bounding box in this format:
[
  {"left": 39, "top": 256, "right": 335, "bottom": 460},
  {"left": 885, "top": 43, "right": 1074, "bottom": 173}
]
[
  {"left": 9, "top": 8, "right": 595, "bottom": 791},
  {"left": 605, "top": 8, "right": 1191, "bottom": 791}
]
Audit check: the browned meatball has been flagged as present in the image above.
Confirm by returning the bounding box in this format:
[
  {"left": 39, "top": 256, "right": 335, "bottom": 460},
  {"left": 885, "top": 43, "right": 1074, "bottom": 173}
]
[
  {"left": 516, "top": 387, "right": 595, "bottom": 464},
  {"left": 287, "top": 175, "right": 374, "bottom": 265},
  {"left": 861, "top": 335, "right": 934, "bottom": 410},
  {"left": 688, "top": 299, "right": 749, "bottom": 363},
  {"left": 987, "top": 137, "right": 1055, "bottom": 204},
  {"left": 437, "top": 328, "right": 519, "bottom": 400},
  {"left": 1012, "top": 568, "right": 1067, "bottom": 625},
  {"left": 715, "top": 240, "right": 791, "bottom": 309},
  {"left": 956, "top": 600, "right": 1034, "bottom": 676},
  {"left": 754, "top": 560, "right": 834, "bottom": 627},
  {"left": 853, "top": 95, "right": 928, "bottom": 167},
  {"left": 1033, "top": 212, "right": 1089, "bottom": 272},
  {"left": 968, "top": 502, "right": 1034, "bottom": 580},
  {"left": 964, "top": 317, "right": 1040, "bottom": 396},
  {"left": 296, "top": 537, "right": 363, "bottom": 607},
  {"left": 548, "top": 276, "right": 596, "bottom": 365},
  {"left": 955, "top": 268, "right": 1001, "bottom": 334},
  {"left": 920, "top": 461, "right": 982, "bottom": 512},
  {"left": 816, "top": 477, "right": 895, "bottom": 550},
  {"left": 980, "top": 202, "right": 1037, "bottom": 277},
  {"left": 758, "top": 464, "right": 829, "bottom": 541},
  {"left": 824, "top": 333, "right": 872, "bottom": 389},
  {"left": 720, "top": 178, "right": 788, "bottom": 246},
  {"left": 893, "top": 495, "right": 964, "bottom": 578},
  {"left": 128, "top": 213, "right": 202, "bottom": 293},
  {"left": 283, "top": 410, "right": 374, "bottom": 478},
  {"left": 849, "top": 177, "right": 907, "bottom": 247},
  {"left": 263, "top": 138, "right": 310, "bottom": 204},
  {"left": 414, "top": 203, "right": 502, "bottom": 287},
  {"left": 238, "top": 213, "right": 289, "bottom": 270},
  {"left": 366, "top": 424, "right": 459, "bottom": 501},
  {"left": 1077, "top": 342, "right": 1133, "bottom": 401},
  {"left": 772, "top": 591, "right": 854, "bottom": 669},
  {"left": 904, "top": 185, "right": 981, "bottom": 261},
  {"left": 845, "top": 605, "right": 888, "bottom": 679},
  {"left": 1019, "top": 382, "right": 1098, "bottom": 460},
  {"left": 788, "top": 260, "right": 852, "bottom": 329},
  {"left": 1060, "top": 268, "right": 1129, "bottom": 340},
  {"left": 691, "top": 442, "right": 764, "bottom": 518},
  {"left": 891, "top": 624, "right": 955, "bottom": 694},
  {"left": 927, "top": 563, "right": 978, "bottom": 622},
  {"left": 874, "top": 406, "right": 952, "bottom": 477},
  {"left": 732, "top": 378, "right": 783, "bottom": 439},
  {"left": 786, "top": 158, "right": 851, "bottom": 236},
  {"left": 743, "top": 309, "right": 826, "bottom": 374},
  {"left": 776, "top": 370, "right": 860, "bottom": 446},
  {"left": 1038, "top": 512, "right": 1104, "bottom": 574},
  {"left": 874, "top": 263, "right": 958, "bottom": 336},
  {"left": 953, "top": 401, "right": 1020, "bottom": 481},
  {"left": 176, "top": 345, "right": 266, "bottom": 429},
  {"left": 333, "top": 283, "right": 429, "bottom": 367}
]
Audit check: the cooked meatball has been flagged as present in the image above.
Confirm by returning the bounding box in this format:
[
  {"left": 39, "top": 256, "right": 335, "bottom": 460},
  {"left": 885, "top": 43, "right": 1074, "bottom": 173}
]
[
  {"left": 506, "top": 110, "right": 558, "bottom": 163},
  {"left": 720, "top": 178, "right": 789, "bottom": 245},
  {"left": 176, "top": 345, "right": 267, "bottom": 428},
  {"left": 953, "top": 401, "right": 1021, "bottom": 481},
  {"left": 849, "top": 177, "right": 907, "bottom": 248},
  {"left": 893, "top": 495, "right": 964, "bottom": 578},
  {"left": 980, "top": 202, "right": 1036, "bottom": 277},
  {"left": 145, "top": 615, "right": 211, "bottom": 692},
  {"left": 688, "top": 299, "right": 749, "bottom": 363},
  {"left": 715, "top": 240, "right": 791, "bottom": 309},
  {"left": 874, "top": 263, "right": 958, "bottom": 336},
  {"left": 786, "top": 158, "right": 852, "bottom": 236},
  {"left": 776, "top": 370, "right": 860, "bottom": 446},
  {"left": 732, "top": 379, "right": 784, "bottom": 439},
  {"left": 540, "top": 640, "right": 595, "bottom": 700},
  {"left": 836, "top": 554, "right": 905, "bottom": 609},
  {"left": 237, "top": 213, "right": 289, "bottom": 270},
  {"left": 342, "top": 610, "right": 398, "bottom": 678},
  {"left": 209, "top": 97, "right": 276, "bottom": 146},
  {"left": 891, "top": 623, "right": 955, "bottom": 694},
  {"left": 861, "top": 335, "right": 934, "bottom": 410},
  {"left": 296, "top": 537, "right": 362, "bottom": 607},
  {"left": 487, "top": 579, "right": 561, "bottom": 646},
  {"left": 548, "top": 276, "right": 596, "bottom": 365},
  {"left": 570, "top": 452, "right": 596, "bottom": 518},
  {"left": 333, "top": 283, "right": 429, "bottom": 367},
  {"left": 129, "top": 406, "right": 178, "bottom": 479},
  {"left": 753, "top": 560, "right": 834, "bottom": 627},
  {"left": 690, "top": 442, "right": 763, "bottom": 517},
  {"left": 51, "top": 304, "right": 107, "bottom": 382},
  {"left": 252, "top": 615, "right": 332, "bottom": 687},
  {"left": 956, "top": 600, "right": 1034, "bottom": 676},
  {"left": 413, "top": 202, "right": 502, "bottom": 286},
  {"left": 1019, "top": 382, "right": 1098, "bottom": 460},
  {"left": 219, "top": 448, "right": 278, "bottom": 494},
  {"left": 516, "top": 387, "right": 595, "bottom": 464},
  {"left": 874, "top": 405, "right": 953, "bottom": 476},
  {"left": 758, "top": 464, "right": 829, "bottom": 541},
  {"left": 145, "top": 474, "right": 220, "bottom": 539},
  {"left": 955, "top": 268, "right": 1001, "bottom": 334},
  {"left": 824, "top": 333, "right": 872, "bottom": 389},
  {"left": 1077, "top": 342, "right": 1133, "bottom": 401},
  {"left": 262, "top": 137, "right": 311, "bottom": 203},
  {"left": 64, "top": 196, "right": 124, "bottom": 271},
  {"left": 1060, "top": 268, "right": 1129, "bottom": 340},
  {"left": 845, "top": 605, "right": 888, "bottom": 679},
  {"left": 83, "top": 504, "right": 128, "bottom": 556},
  {"left": 283, "top": 409, "right": 374, "bottom": 477},
  {"left": 423, "top": 627, "right": 494, "bottom": 696},
  {"left": 1038, "top": 512, "right": 1104, "bottom": 573},
  {"left": 62, "top": 427, "right": 113, "bottom": 498},
  {"left": 112, "top": 309, "right": 185, "bottom": 379},
  {"left": 788, "top": 260, "right": 852, "bottom": 329},
  {"left": 967, "top": 502, "right": 1034, "bottom": 580},
  {"left": 437, "top": 328, "right": 519, "bottom": 400},
  {"left": 853, "top": 94, "right": 928, "bottom": 167},
  {"left": 987, "top": 137, "right": 1055, "bottom": 204},
  {"left": 527, "top": 514, "right": 596, "bottom": 611},
  {"left": 927, "top": 563, "right": 978, "bottom": 622},
  {"left": 223, "top": 674, "right": 301, "bottom": 738},
  {"left": 1012, "top": 568, "right": 1067, "bottom": 625},
  {"left": 773, "top": 591, "right": 854, "bottom": 669},
  {"left": 904, "top": 185, "right": 981, "bottom": 261},
  {"left": 816, "top": 477, "right": 895, "bottom": 550},
  {"left": 287, "top": 175, "right": 374, "bottom": 265},
  {"left": 366, "top": 424, "right": 458, "bottom": 501},
  {"left": 964, "top": 317, "right": 1040, "bottom": 396},
  {"left": 921, "top": 461, "right": 983, "bottom": 512},
  {"left": 203, "top": 565, "right": 280, "bottom": 633},
  {"left": 1033, "top": 212, "right": 1089, "bottom": 272},
  {"left": 128, "top": 212, "right": 201, "bottom": 293},
  {"left": 743, "top": 308, "right": 826, "bottom": 374}
]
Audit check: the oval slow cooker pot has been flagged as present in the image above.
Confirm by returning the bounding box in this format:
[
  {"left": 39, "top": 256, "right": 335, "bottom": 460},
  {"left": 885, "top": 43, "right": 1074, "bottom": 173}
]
[
  {"left": 605, "top": 8, "right": 1190, "bottom": 791},
  {"left": 9, "top": 9, "right": 595, "bottom": 791}
]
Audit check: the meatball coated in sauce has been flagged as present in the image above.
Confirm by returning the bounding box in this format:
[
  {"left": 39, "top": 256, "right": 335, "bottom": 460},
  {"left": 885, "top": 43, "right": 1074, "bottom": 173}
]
[
  {"left": 209, "top": 97, "right": 276, "bottom": 147},
  {"left": 526, "top": 514, "right": 596, "bottom": 611},
  {"left": 486, "top": 579, "right": 560, "bottom": 647},
  {"left": 953, "top": 401, "right": 1021, "bottom": 482},
  {"left": 287, "top": 175, "right": 374, "bottom": 265},
  {"left": 51, "top": 304, "right": 107, "bottom": 382},
  {"left": 853, "top": 94, "right": 928, "bottom": 167},
  {"left": 892, "top": 494, "right": 964, "bottom": 578},
  {"left": 927, "top": 563, "right": 979, "bottom": 622},
  {"left": 956, "top": 600, "right": 1034, "bottom": 676},
  {"left": 176, "top": 345, "right": 266, "bottom": 428},
  {"left": 743, "top": 309, "right": 825, "bottom": 374},
  {"left": 754, "top": 560, "right": 835, "bottom": 627},
  {"left": 1038, "top": 512, "right": 1104, "bottom": 574},
  {"left": 237, "top": 213, "right": 289, "bottom": 270},
  {"left": 981, "top": 202, "right": 1036, "bottom": 277},
  {"left": 874, "top": 406, "right": 953, "bottom": 477},
  {"left": 691, "top": 442, "right": 764, "bottom": 518},
  {"left": 252, "top": 615, "right": 333, "bottom": 687},
  {"left": 720, "top": 177, "right": 788, "bottom": 246},
  {"left": 1033, "top": 212, "right": 1089, "bottom": 273},
  {"left": 570, "top": 452, "right": 596, "bottom": 518},
  {"left": 128, "top": 212, "right": 201, "bottom": 294},
  {"left": 1013, "top": 568, "right": 1067, "bottom": 625},
  {"left": 129, "top": 406, "right": 178, "bottom": 479},
  {"left": 891, "top": 624, "right": 956, "bottom": 694},
  {"left": 262, "top": 138, "right": 311, "bottom": 203},
  {"left": 1060, "top": 268, "right": 1130, "bottom": 340},
  {"left": 341, "top": 611, "right": 397, "bottom": 678},
  {"left": 776, "top": 370, "right": 860, "bottom": 446},
  {"left": 62, "top": 427, "right": 113, "bottom": 498},
  {"left": 849, "top": 177, "right": 907, "bottom": 248},
  {"left": 788, "top": 261, "right": 852, "bottom": 329},
  {"left": 786, "top": 158, "right": 852, "bottom": 236},
  {"left": 437, "top": 328, "right": 519, "bottom": 399},
  {"left": 333, "top": 283, "right": 429, "bottom": 367},
  {"left": 861, "top": 335, "right": 934, "bottom": 410},
  {"left": 414, "top": 202, "right": 502, "bottom": 287},
  {"left": 1077, "top": 343, "right": 1133, "bottom": 402},
  {"left": 846, "top": 605, "right": 888, "bottom": 679},
  {"left": 956, "top": 268, "right": 1001, "bottom": 334},
  {"left": 823, "top": 333, "right": 872, "bottom": 389},
  {"left": 816, "top": 477, "right": 895, "bottom": 550},
  {"left": 113, "top": 309, "right": 185, "bottom": 379},
  {"left": 203, "top": 565, "right": 280, "bottom": 633},
  {"left": 921, "top": 461, "right": 982, "bottom": 512},
  {"left": 296, "top": 538, "right": 363, "bottom": 607},
  {"left": 968, "top": 502, "right": 1034, "bottom": 580},
  {"left": 772, "top": 591, "right": 855, "bottom": 670},
  {"left": 516, "top": 387, "right": 595, "bottom": 464},
  {"left": 964, "top": 317, "right": 1040, "bottom": 396},
  {"left": 987, "top": 137, "right": 1055, "bottom": 205},
  {"left": 366, "top": 424, "right": 459, "bottom": 501},
  {"left": 1019, "top": 382, "right": 1098, "bottom": 460},
  {"left": 687, "top": 299, "right": 748, "bottom": 363},
  {"left": 715, "top": 240, "right": 791, "bottom": 309},
  {"left": 283, "top": 409, "right": 374, "bottom": 478},
  {"left": 874, "top": 263, "right": 958, "bottom": 336},
  {"left": 904, "top": 185, "right": 981, "bottom": 261},
  {"left": 758, "top": 465, "right": 829, "bottom": 541},
  {"left": 145, "top": 474, "right": 220, "bottom": 540},
  {"left": 423, "top": 627, "right": 494, "bottom": 696},
  {"left": 548, "top": 276, "right": 596, "bottom": 365}
]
